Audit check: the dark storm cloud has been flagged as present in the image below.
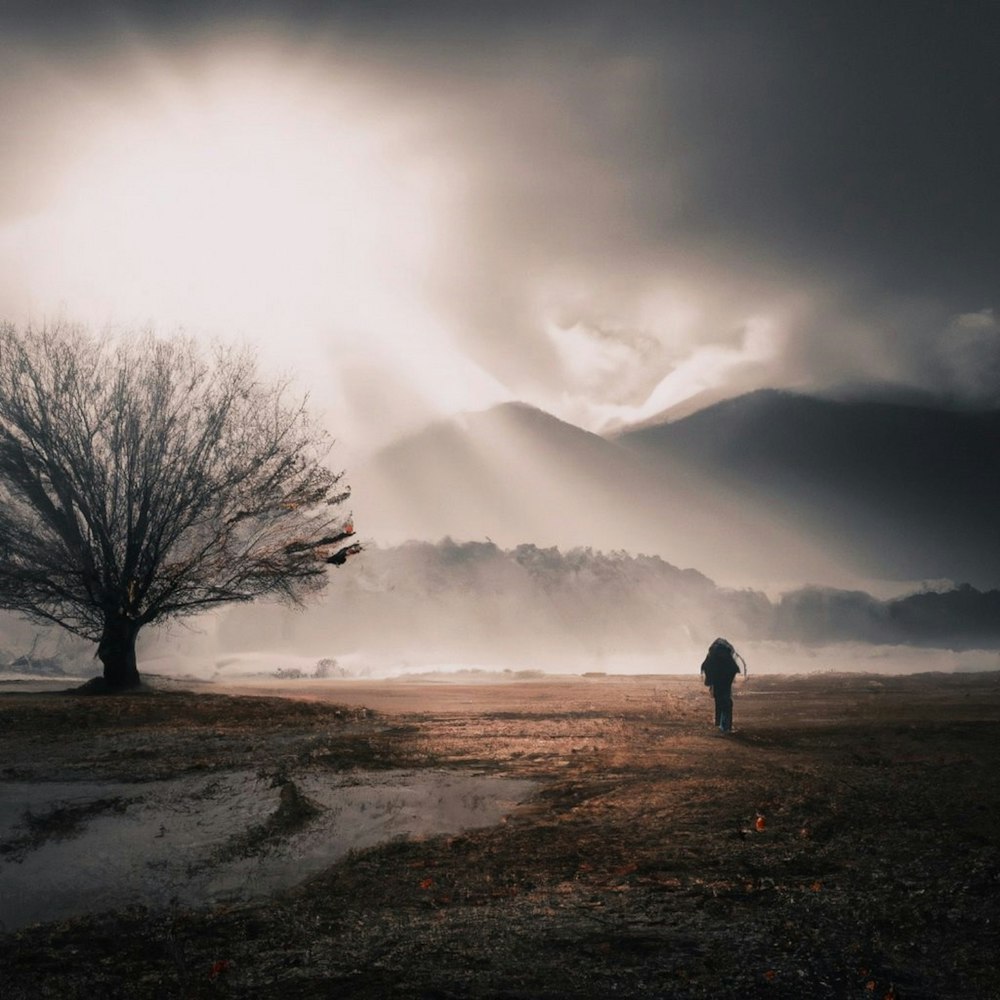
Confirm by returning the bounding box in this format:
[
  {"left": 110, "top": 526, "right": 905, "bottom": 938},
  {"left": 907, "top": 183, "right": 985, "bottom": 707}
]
[{"left": 325, "top": 0, "right": 1000, "bottom": 399}]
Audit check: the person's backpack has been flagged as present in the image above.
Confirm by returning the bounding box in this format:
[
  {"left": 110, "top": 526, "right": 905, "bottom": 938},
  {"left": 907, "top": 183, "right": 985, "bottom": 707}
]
[{"left": 706, "top": 637, "right": 748, "bottom": 680}]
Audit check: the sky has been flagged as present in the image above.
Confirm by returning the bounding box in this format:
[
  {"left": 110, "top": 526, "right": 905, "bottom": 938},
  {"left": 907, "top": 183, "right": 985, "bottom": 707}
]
[{"left": 0, "top": 1, "right": 997, "bottom": 456}]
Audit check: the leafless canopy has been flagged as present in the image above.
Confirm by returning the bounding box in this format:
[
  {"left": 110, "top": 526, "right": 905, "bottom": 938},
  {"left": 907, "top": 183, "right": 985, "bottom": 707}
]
[{"left": 0, "top": 323, "right": 357, "bottom": 650}]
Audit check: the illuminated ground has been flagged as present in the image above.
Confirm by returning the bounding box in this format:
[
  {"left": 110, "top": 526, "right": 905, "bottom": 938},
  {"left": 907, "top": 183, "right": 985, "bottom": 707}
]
[{"left": 2, "top": 672, "right": 999, "bottom": 998}]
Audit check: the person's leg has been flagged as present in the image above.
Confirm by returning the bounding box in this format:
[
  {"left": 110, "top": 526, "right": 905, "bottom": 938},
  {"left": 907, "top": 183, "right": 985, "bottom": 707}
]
[
  {"left": 718, "top": 687, "right": 734, "bottom": 731},
  {"left": 719, "top": 698, "right": 732, "bottom": 731},
  {"left": 713, "top": 691, "right": 722, "bottom": 727}
]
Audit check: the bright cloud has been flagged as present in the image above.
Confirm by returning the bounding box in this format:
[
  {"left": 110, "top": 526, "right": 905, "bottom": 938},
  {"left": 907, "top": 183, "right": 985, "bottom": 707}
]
[
  {"left": 546, "top": 314, "right": 782, "bottom": 433},
  {"left": 0, "top": 40, "right": 508, "bottom": 451}
]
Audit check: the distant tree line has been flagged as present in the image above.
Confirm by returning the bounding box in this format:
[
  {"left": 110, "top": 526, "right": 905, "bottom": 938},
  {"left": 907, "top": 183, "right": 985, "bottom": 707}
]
[
  {"left": 218, "top": 539, "right": 1000, "bottom": 658},
  {"left": 773, "top": 583, "right": 1000, "bottom": 650}
]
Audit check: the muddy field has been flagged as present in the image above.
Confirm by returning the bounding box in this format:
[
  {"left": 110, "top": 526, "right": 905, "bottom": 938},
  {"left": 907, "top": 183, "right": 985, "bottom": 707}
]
[{"left": 2, "top": 671, "right": 1000, "bottom": 999}]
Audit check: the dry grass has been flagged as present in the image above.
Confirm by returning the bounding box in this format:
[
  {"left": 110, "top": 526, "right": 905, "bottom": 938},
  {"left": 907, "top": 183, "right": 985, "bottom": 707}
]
[{"left": 2, "top": 672, "right": 999, "bottom": 998}]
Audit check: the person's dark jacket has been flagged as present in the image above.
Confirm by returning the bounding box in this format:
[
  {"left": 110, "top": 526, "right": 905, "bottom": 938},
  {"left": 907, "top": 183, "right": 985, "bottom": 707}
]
[{"left": 701, "top": 645, "right": 741, "bottom": 690}]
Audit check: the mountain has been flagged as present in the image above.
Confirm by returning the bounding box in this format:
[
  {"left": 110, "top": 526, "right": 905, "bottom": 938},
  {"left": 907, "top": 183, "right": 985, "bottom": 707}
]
[
  {"left": 353, "top": 402, "right": 644, "bottom": 547},
  {"left": 351, "top": 401, "right": 860, "bottom": 587},
  {"left": 351, "top": 391, "right": 1000, "bottom": 589},
  {"left": 617, "top": 390, "right": 1000, "bottom": 588}
]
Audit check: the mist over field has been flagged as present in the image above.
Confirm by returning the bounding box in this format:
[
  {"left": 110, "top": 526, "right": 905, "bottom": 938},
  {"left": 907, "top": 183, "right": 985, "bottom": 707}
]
[
  {"left": 183, "top": 541, "right": 1000, "bottom": 678},
  {"left": 7, "top": 536, "right": 999, "bottom": 683}
]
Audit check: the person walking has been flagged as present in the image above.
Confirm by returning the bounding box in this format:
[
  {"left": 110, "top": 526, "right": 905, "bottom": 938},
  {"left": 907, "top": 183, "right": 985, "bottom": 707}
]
[{"left": 700, "top": 638, "right": 746, "bottom": 733}]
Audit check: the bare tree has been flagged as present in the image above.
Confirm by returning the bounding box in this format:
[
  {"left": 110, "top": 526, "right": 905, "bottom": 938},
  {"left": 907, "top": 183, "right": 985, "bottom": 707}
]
[{"left": 0, "top": 323, "right": 359, "bottom": 690}]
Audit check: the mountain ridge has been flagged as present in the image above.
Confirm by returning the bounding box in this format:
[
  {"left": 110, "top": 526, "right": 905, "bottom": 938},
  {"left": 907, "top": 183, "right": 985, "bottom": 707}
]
[
  {"left": 618, "top": 389, "right": 1000, "bottom": 586},
  {"left": 351, "top": 389, "right": 1000, "bottom": 589}
]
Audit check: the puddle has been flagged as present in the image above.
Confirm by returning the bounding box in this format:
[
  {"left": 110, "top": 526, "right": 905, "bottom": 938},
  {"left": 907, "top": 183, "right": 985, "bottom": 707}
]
[{"left": 0, "top": 769, "right": 535, "bottom": 931}]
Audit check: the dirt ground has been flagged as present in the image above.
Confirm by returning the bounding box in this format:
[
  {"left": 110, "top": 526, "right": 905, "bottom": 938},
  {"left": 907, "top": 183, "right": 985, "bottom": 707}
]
[{"left": 2, "top": 670, "right": 1000, "bottom": 999}]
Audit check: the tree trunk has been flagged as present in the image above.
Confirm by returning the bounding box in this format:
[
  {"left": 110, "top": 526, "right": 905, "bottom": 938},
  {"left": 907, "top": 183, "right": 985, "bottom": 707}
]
[{"left": 97, "top": 616, "right": 142, "bottom": 690}]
